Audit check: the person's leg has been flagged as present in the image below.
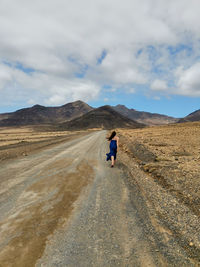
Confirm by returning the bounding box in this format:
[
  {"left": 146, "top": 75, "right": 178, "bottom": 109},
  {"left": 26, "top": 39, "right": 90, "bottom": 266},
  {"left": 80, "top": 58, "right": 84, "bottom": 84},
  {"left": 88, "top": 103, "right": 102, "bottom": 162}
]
[{"left": 111, "top": 156, "right": 114, "bottom": 167}]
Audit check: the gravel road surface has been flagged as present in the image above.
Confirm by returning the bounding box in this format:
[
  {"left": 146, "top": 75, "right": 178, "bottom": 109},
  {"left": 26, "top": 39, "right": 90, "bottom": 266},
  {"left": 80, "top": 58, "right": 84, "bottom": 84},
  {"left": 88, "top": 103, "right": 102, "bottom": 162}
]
[{"left": 0, "top": 130, "right": 198, "bottom": 266}]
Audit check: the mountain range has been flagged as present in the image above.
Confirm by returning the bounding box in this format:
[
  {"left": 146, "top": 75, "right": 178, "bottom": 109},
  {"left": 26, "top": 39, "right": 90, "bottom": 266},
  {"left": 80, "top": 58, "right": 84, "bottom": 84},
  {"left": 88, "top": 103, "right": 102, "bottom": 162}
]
[
  {"left": 0, "top": 100, "right": 199, "bottom": 129},
  {"left": 112, "top": 104, "right": 177, "bottom": 125},
  {"left": 59, "top": 105, "right": 144, "bottom": 130},
  {"left": 0, "top": 101, "right": 92, "bottom": 126}
]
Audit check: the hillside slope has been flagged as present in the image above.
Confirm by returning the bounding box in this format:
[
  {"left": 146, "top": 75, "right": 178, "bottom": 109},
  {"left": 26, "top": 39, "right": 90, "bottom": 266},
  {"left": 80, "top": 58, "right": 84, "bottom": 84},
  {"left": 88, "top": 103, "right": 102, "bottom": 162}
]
[
  {"left": 0, "top": 101, "right": 93, "bottom": 126},
  {"left": 178, "top": 109, "right": 200, "bottom": 123},
  {"left": 113, "top": 104, "right": 177, "bottom": 125},
  {"left": 59, "top": 105, "right": 145, "bottom": 130}
]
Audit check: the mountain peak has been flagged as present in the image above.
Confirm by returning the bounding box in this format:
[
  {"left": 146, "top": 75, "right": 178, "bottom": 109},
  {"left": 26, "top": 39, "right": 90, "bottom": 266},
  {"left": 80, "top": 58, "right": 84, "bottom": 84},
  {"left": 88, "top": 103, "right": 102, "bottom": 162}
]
[
  {"left": 30, "top": 104, "right": 46, "bottom": 111},
  {"left": 73, "top": 100, "right": 84, "bottom": 104},
  {"left": 116, "top": 104, "right": 126, "bottom": 108},
  {"left": 115, "top": 104, "right": 136, "bottom": 111},
  {"left": 0, "top": 100, "right": 93, "bottom": 126},
  {"left": 61, "top": 100, "right": 92, "bottom": 108},
  {"left": 59, "top": 105, "right": 144, "bottom": 130},
  {"left": 32, "top": 104, "right": 45, "bottom": 108}
]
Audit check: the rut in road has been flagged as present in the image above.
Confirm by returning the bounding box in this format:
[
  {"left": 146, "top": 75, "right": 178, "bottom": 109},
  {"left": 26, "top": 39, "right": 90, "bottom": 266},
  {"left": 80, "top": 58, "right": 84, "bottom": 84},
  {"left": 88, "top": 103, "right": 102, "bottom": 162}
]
[{"left": 0, "top": 131, "right": 197, "bottom": 267}]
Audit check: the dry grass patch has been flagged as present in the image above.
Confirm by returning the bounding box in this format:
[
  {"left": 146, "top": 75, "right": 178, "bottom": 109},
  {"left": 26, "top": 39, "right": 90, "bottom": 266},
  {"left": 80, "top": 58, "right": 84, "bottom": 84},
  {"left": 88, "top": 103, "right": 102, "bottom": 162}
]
[
  {"left": 0, "top": 126, "right": 70, "bottom": 147},
  {"left": 0, "top": 127, "right": 93, "bottom": 161},
  {"left": 118, "top": 122, "right": 200, "bottom": 216}
]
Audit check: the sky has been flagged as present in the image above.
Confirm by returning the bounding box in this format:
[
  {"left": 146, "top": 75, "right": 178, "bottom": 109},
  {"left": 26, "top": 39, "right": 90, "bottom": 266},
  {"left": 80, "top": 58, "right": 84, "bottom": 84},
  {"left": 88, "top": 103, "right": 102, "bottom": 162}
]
[{"left": 0, "top": 0, "right": 200, "bottom": 117}]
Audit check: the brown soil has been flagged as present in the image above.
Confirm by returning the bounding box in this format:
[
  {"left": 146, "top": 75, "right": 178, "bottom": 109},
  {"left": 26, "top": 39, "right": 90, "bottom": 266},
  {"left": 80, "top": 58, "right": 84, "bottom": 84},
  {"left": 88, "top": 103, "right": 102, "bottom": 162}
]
[
  {"left": 118, "top": 122, "right": 200, "bottom": 216},
  {"left": 0, "top": 129, "right": 99, "bottom": 267},
  {"left": 0, "top": 160, "right": 93, "bottom": 267},
  {"left": 117, "top": 122, "right": 200, "bottom": 261},
  {"left": 0, "top": 127, "right": 96, "bottom": 162},
  {"left": 0, "top": 128, "right": 199, "bottom": 266}
]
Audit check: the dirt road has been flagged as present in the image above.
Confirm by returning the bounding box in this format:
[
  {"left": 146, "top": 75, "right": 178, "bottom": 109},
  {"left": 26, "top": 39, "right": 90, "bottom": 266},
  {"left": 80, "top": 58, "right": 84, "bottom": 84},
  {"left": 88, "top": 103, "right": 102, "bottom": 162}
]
[{"left": 0, "top": 131, "right": 198, "bottom": 266}]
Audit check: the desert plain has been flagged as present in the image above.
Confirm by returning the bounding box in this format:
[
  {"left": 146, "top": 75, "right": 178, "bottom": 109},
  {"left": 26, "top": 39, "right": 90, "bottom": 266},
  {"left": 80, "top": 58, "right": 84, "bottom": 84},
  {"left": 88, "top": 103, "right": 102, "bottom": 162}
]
[
  {"left": 0, "top": 126, "right": 94, "bottom": 161},
  {"left": 0, "top": 122, "right": 199, "bottom": 266}
]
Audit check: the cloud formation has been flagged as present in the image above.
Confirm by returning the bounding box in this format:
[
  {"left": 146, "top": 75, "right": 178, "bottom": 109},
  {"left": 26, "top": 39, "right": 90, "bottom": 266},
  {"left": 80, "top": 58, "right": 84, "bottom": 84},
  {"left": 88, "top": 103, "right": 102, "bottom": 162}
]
[
  {"left": 0, "top": 0, "right": 200, "bottom": 107},
  {"left": 176, "top": 63, "right": 200, "bottom": 97},
  {"left": 151, "top": 80, "right": 168, "bottom": 92}
]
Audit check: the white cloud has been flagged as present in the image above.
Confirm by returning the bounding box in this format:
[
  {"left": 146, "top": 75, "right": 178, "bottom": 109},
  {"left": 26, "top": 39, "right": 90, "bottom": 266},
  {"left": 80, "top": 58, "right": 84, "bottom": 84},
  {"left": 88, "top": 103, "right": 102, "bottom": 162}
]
[
  {"left": 129, "top": 88, "right": 135, "bottom": 94},
  {"left": 176, "top": 63, "right": 200, "bottom": 96},
  {"left": 151, "top": 79, "right": 168, "bottom": 91},
  {"left": 0, "top": 0, "right": 200, "bottom": 108},
  {"left": 153, "top": 96, "right": 161, "bottom": 100},
  {"left": 0, "top": 64, "right": 13, "bottom": 89},
  {"left": 0, "top": 63, "right": 100, "bottom": 106}
]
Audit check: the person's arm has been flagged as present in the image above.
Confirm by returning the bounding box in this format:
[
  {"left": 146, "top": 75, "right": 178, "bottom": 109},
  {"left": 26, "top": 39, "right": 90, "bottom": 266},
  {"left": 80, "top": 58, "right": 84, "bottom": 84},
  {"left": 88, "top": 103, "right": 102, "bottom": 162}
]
[{"left": 117, "top": 137, "right": 119, "bottom": 149}]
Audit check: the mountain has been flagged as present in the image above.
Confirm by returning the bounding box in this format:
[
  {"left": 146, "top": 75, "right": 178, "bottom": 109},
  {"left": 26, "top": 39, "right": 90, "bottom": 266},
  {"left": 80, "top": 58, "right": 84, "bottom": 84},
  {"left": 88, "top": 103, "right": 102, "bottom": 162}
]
[
  {"left": 59, "top": 105, "right": 145, "bottom": 130},
  {"left": 112, "top": 104, "right": 177, "bottom": 125},
  {"left": 178, "top": 109, "right": 200, "bottom": 123},
  {"left": 0, "top": 101, "right": 93, "bottom": 126},
  {"left": 0, "top": 113, "right": 10, "bottom": 121}
]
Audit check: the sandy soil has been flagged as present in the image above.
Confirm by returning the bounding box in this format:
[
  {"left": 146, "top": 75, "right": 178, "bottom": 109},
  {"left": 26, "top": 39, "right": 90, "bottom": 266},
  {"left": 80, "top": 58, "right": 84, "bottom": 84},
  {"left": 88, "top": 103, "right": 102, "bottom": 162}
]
[
  {"left": 0, "top": 127, "right": 71, "bottom": 146},
  {"left": 0, "top": 127, "right": 199, "bottom": 266},
  {"left": 0, "top": 127, "right": 94, "bottom": 161}
]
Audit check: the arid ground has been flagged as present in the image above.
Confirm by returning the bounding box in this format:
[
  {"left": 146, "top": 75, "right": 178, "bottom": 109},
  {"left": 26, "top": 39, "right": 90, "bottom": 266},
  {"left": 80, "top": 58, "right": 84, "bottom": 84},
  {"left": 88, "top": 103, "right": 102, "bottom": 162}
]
[
  {"left": 0, "top": 123, "right": 200, "bottom": 266},
  {"left": 118, "top": 122, "right": 200, "bottom": 264},
  {"left": 0, "top": 126, "right": 94, "bottom": 161},
  {"left": 118, "top": 122, "right": 200, "bottom": 218}
]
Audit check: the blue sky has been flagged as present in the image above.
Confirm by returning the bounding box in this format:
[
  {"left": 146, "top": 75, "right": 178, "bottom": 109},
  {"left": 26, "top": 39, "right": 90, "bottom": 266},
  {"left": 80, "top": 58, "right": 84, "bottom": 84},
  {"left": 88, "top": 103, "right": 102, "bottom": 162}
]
[
  {"left": 0, "top": 0, "right": 200, "bottom": 118},
  {"left": 89, "top": 94, "right": 200, "bottom": 118}
]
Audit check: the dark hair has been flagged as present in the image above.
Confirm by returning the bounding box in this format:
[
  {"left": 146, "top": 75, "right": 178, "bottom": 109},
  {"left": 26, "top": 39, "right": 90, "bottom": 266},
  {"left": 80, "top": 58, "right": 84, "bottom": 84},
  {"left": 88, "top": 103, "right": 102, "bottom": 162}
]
[{"left": 107, "top": 131, "right": 116, "bottom": 141}]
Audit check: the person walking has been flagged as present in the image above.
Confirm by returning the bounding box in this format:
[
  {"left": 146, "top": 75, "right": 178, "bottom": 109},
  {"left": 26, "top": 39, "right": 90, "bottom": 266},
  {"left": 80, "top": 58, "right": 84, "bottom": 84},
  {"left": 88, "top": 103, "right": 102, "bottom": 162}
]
[{"left": 106, "top": 131, "right": 119, "bottom": 168}]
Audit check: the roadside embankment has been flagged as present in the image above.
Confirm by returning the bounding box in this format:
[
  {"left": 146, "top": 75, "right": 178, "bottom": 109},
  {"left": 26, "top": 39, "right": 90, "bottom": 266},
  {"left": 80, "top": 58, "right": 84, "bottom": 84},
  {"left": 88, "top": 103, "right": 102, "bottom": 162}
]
[{"left": 118, "top": 122, "right": 200, "bottom": 264}]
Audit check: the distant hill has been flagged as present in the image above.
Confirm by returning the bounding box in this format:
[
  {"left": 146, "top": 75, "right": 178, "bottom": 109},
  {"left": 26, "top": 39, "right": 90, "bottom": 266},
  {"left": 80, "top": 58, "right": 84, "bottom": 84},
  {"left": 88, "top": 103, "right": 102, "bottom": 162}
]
[
  {"left": 0, "top": 113, "right": 11, "bottom": 121},
  {"left": 112, "top": 104, "right": 177, "bottom": 125},
  {"left": 59, "top": 105, "right": 145, "bottom": 130},
  {"left": 0, "top": 101, "right": 93, "bottom": 126},
  {"left": 2, "top": 100, "right": 194, "bottom": 129},
  {"left": 178, "top": 109, "right": 200, "bottom": 123}
]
